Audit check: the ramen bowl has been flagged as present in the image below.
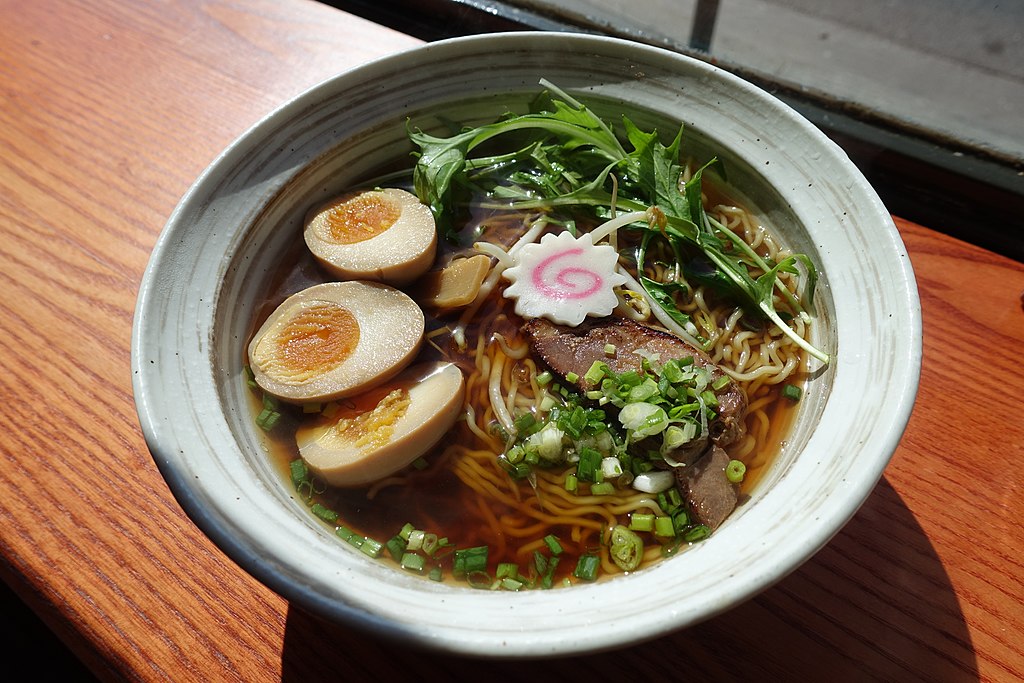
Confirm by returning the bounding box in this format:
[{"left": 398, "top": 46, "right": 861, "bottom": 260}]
[{"left": 131, "top": 32, "right": 921, "bottom": 657}]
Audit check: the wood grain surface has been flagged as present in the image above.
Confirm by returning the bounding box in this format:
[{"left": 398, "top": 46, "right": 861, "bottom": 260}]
[{"left": 0, "top": 1, "right": 1021, "bottom": 681}]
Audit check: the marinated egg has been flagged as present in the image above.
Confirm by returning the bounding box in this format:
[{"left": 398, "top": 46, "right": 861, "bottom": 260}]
[
  {"left": 296, "top": 362, "right": 466, "bottom": 487},
  {"left": 247, "top": 281, "right": 424, "bottom": 404},
  {"left": 304, "top": 188, "right": 437, "bottom": 285}
]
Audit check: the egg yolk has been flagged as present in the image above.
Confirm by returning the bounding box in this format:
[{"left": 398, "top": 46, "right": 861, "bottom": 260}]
[
  {"left": 325, "top": 193, "right": 401, "bottom": 244},
  {"left": 331, "top": 388, "right": 411, "bottom": 452},
  {"left": 266, "top": 302, "right": 360, "bottom": 382}
]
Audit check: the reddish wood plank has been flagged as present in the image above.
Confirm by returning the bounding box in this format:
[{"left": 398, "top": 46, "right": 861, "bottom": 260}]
[{"left": 0, "top": 1, "right": 1021, "bottom": 681}]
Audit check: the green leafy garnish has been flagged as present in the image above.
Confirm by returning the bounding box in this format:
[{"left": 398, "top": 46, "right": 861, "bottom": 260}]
[{"left": 409, "top": 79, "right": 829, "bottom": 364}]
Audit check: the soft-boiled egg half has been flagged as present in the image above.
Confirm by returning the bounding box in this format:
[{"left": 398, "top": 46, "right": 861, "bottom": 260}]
[
  {"left": 296, "top": 362, "right": 465, "bottom": 487},
  {"left": 304, "top": 188, "right": 437, "bottom": 286},
  {"left": 247, "top": 280, "right": 424, "bottom": 404}
]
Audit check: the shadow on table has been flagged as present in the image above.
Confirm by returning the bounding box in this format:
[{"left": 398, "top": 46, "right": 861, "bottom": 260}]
[{"left": 280, "top": 476, "right": 976, "bottom": 682}]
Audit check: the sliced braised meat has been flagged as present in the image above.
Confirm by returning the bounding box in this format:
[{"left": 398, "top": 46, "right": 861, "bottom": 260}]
[
  {"left": 677, "top": 446, "right": 738, "bottom": 531},
  {"left": 523, "top": 317, "right": 747, "bottom": 446}
]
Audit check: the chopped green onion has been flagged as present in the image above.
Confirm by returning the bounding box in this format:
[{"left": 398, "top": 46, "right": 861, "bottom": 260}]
[
  {"left": 536, "top": 371, "right": 553, "bottom": 387},
  {"left": 399, "top": 523, "right": 415, "bottom": 540},
  {"left": 712, "top": 374, "right": 731, "bottom": 391},
  {"left": 400, "top": 552, "right": 426, "bottom": 572},
  {"left": 629, "top": 513, "right": 655, "bottom": 532},
  {"left": 544, "top": 534, "right": 564, "bottom": 555},
  {"left": 591, "top": 482, "right": 615, "bottom": 495},
  {"left": 619, "top": 402, "right": 668, "bottom": 439},
  {"left": 628, "top": 378, "right": 660, "bottom": 402},
  {"left": 501, "top": 459, "right": 531, "bottom": 480},
  {"left": 407, "top": 529, "right": 426, "bottom": 551},
  {"left": 528, "top": 422, "right": 567, "bottom": 460},
  {"left": 385, "top": 535, "right": 407, "bottom": 561},
  {"left": 631, "top": 459, "right": 654, "bottom": 476},
  {"left": 540, "top": 556, "right": 560, "bottom": 589},
  {"left": 310, "top": 503, "right": 338, "bottom": 524},
  {"left": 514, "top": 412, "right": 538, "bottom": 435},
  {"left": 255, "top": 407, "right": 281, "bottom": 431},
  {"left": 600, "top": 456, "right": 623, "bottom": 479},
  {"left": 289, "top": 459, "right": 309, "bottom": 488},
  {"left": 658, "top": 487, "right": 683, "bottom": 513},
  {"left": 668, "top": 487, "right": 684, "bottom": 508},
  {"left": 557, "top": 405, "right": 588, "bottom": 439},
  {"left": 726, "top": 459, "right": 746, "bottom": 483},
  {"left": 672, "top": 510, "right": 691, "bottom": 534},
  {"left": 584, "top": 361, "right": 608, "bottom": 384},
  {"left": 428, "top": 566, "right": 443, "bottom": 582},
  {"left": 453, "top": 546, "right": 489, "bottom": 577},
  {"left": 660, "top": 359, "right": 685, "bottom": 384},
  {"left": 663, "top": 423, "right": 693, "bottom": 450},
  {"left": 565, "top": 371, "right": 580, "bottom": 384},
  {"left": 782, "top": 383, "right": 803, "bottom": 401},
  {"left": 684, "top": 525, "right": 711, "bottom": 543},
  {"left": 564, "top": 473, "right": 578, "bottom": 493},
  {"left": 360, "top": 537, "right": 383, "bottom": 558},
  {"left": 609, "top": 525, "right": 643, "bottom": 571},
  {"left": 603, "top": 343, "right": 617, "bottom": 357},
  {"left": 501, "top": 577, "right": 524, "bottom": 591},
  {"left": 654, "top": 515, "right": 676, "bottom": 537},
  {"left": 467, "top": 571, "right": 492, "bottom": 589},
  {"left": 421, "top": 533, "right": 439, "bottom": 556},
  {"left": 505, "top": 445, "right": 524, "bottom": 464},
  {"left": 576, "top": 447, "right": 602, "bottom": 482},
  {"left": 335, "top": 527, "right": 363, "bottom": 549},
  {"left": 667, "top": 402, "right": 699, "bottom": 419},
  {"left": 496, "top": 562, "right": 519, "bottom": 580},
  {"left": 466, "top": 573, "right": 493, "bottom": 589},
  {"left": 573, "top": 554, "right": 601, "bottom": 581},
  {"left": 534, "top": 552, "right": 549, "bottom": 576}
]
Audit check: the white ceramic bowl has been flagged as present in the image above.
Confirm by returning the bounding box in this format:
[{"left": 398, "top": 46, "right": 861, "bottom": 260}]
[{"left": 131, "top": 32, "right": 921, "bottom": 657}]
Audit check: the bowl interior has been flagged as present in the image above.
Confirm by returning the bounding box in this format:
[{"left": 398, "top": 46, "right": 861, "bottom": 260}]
[{"left": 133, "top": 32, "right": 919, "bottom": 657}]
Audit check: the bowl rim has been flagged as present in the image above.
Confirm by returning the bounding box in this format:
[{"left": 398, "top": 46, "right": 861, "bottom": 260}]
[{"left": 132, "top": 31, "right": 922, "bottom": 657}]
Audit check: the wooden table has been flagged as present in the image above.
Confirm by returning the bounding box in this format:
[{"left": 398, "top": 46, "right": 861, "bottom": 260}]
[{"left": 2, "top": 1, "right": 1022, "bottom": 680}]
